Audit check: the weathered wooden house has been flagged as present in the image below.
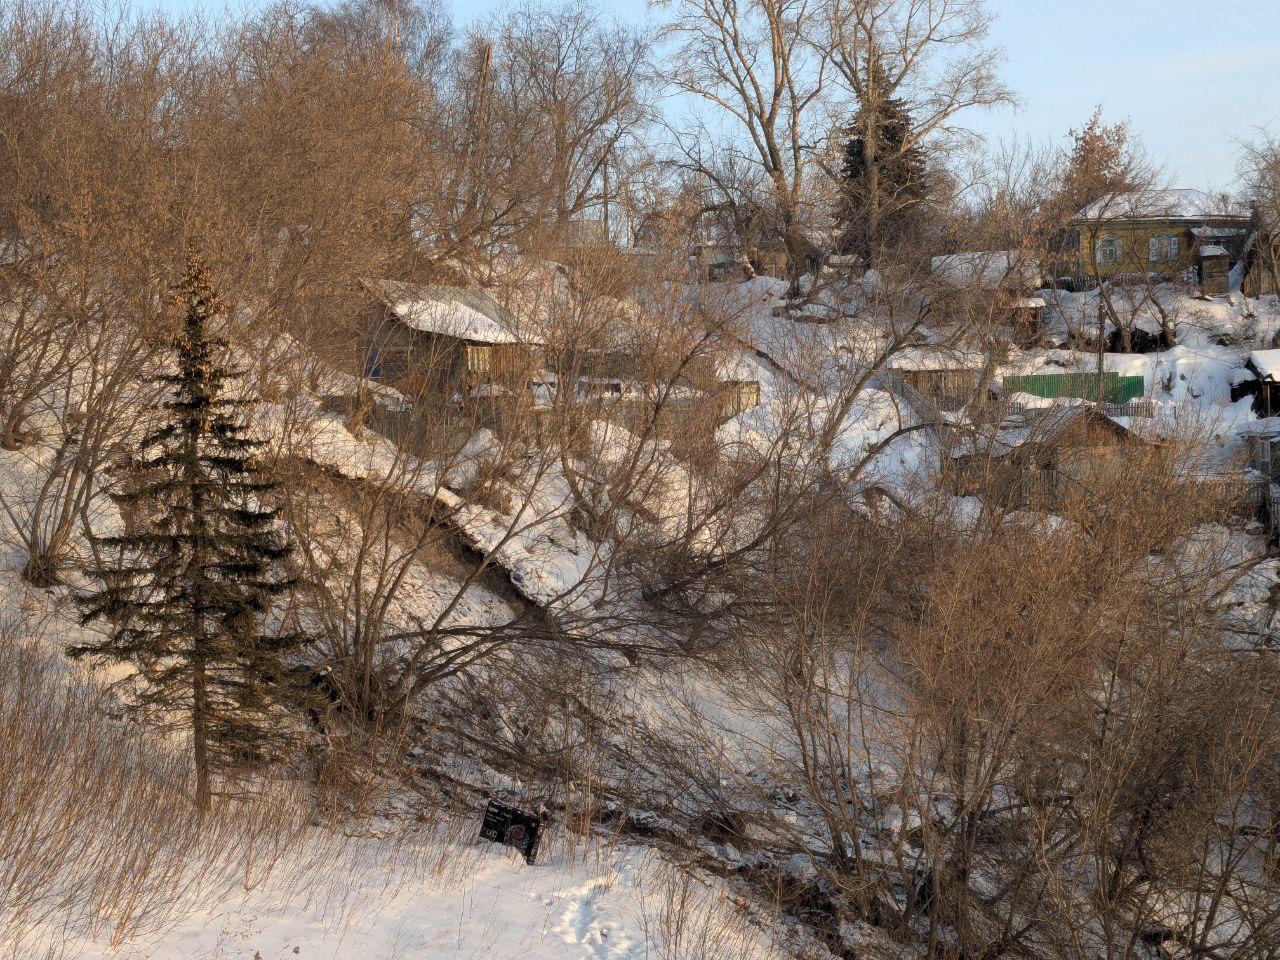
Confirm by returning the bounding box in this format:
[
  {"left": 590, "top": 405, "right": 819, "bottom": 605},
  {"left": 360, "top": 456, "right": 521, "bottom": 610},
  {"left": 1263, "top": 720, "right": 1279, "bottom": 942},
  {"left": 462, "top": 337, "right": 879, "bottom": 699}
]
[
  {"left": 930, "top": 251, "right": 1045, "bottom": 344},
  {"left": 884, "top": 347, "right": 989, "bottom": 413},
  {"left": 1060, "top": 188, "right": 1251, "bottom": 292},
  {"left": 359, "top": 280, "right": 542, "bottom": 399},
  {"left": 949, "top": 404, "right": 1152, "bottom": 508}
]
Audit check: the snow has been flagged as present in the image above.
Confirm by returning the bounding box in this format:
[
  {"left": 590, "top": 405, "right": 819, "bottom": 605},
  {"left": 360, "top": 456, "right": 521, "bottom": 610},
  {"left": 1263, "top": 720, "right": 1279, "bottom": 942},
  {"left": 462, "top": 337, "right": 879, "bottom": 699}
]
[
  {"left": 930, "top": 250, "right": 1041, "bottom": 288},
  {"left": 46, "top": 836, "right": 787, "bottom": 960},
  {"left": 1075, "top": 187, "right": 1248, "bottom": 222},
  {"left": 8, "top": 262, "right": 1280, "bottom": 960},
  {"left": 1249, "top": 348, "right": 1280, "bottom": 381},
  {"left": 1192, "top": 225, "right": 1249, "bottom": 238},
  {"left": 884, "top": 346, "right": 987, "bottom": 371},
  {"left": 1200, "top": 244, "right": 1229, "bottom": 258},
  {"left": 363, "top": 280, "right": 530, "bottom": 345}
]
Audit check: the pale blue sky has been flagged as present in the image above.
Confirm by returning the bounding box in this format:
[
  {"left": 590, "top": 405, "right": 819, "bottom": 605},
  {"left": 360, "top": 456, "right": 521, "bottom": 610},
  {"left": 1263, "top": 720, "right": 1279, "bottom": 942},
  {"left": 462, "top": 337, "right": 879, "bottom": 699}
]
[{"left": 145, "top": 0, "right": 1279, "bottom": 188}]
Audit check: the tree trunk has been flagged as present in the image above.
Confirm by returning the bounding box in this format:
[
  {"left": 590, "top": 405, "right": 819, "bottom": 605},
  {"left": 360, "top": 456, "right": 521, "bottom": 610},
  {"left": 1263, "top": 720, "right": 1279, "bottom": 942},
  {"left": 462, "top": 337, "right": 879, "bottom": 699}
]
[
  {"left": 1096, "top": 300, "right": 1107, "bottom": 405},
  {"left": 20, "top": 551, "right": 61, "bottom": 588},
  {"left": 192, "top": 658, "right": 211, "bottom": 812},
  {"left": 0, "top": 404, "right": 31, "bottom": 451},
  {"left": 865, "top": 113, "right": 880, "bottom": 269}
]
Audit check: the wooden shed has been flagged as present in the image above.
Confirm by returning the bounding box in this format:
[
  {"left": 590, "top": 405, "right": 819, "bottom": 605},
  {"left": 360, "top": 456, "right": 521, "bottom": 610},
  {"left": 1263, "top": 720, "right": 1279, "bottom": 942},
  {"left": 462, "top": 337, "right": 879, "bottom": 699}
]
[
  {"left": 359, "top": 280, "right": 541, "bottom": 399},
  {"left": 884, "top": 347, "right": 988, "bottom": 412},
  {"left": 1198, "top": 245, "right": 1230, "bottom": 297},
  {"left": 949, "top": 405, "right": 1151, "bottom": 508},
  {"left": 1242, "top": 231, "right": 1279, "bottom": 297},
  {"left": 1245, "top": 349, "right": 1280, "bottom": 418}
]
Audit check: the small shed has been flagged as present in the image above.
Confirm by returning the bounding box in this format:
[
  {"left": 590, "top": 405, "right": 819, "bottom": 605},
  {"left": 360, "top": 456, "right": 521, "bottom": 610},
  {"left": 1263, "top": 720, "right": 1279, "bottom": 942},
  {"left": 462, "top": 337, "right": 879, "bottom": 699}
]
[
  {"left": 1240, "top": 423, "right": 1280, "bottom": 480},
  {"left": 1198, "top": 245, "right": 1230, "bottom": 297},
  {"left": 950, "top": 404, "right": 1151, "bottom": 508},
  {"left": 713, "top": 351, "right": 766, "bottom": 419},
  {"left": 1246, "top": 350, "right": 1280, "bottom": 417},
  {"left": 1242, "top": 231, "right": 1278, "bottom": 297},
  {"left": 885, "top": 347, "right": 988, "bottom": 412},
  {"left": 692, "top": 243, "right": 746, "bottom": 282},
  {"left": 359, "top": 280, "right": 541, "bottom": 397}
]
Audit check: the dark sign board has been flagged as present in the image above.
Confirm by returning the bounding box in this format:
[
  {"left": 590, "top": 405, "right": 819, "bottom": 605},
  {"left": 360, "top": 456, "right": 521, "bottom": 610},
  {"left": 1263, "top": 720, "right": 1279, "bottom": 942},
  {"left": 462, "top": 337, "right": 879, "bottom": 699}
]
[{"left": 479, "top": 799, "right": 542, "bottom": 864}]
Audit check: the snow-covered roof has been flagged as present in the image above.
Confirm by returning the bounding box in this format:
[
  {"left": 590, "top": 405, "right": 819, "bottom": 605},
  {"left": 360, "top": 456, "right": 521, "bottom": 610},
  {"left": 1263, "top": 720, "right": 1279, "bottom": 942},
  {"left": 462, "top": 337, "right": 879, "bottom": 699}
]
[
  {"left": 931, "top": 250, "right": 1041, "bottom": 288},
  {"left": 1199, "top": 245, "right": 1228, "bottom": 258},
  {"left": 1075, "top": 188, "right": 1248, "bottom": 223},
  {"left": 713, "top": 349, "right": 768, "bottom": 383},
  {"left": 363, "top": 279, "right": 533, "bottom": 345},
  {"left": 1191, "top": 226, "right": 1248, "bottom": 238},
  {"left": 1249, "top": 349, "right": 1280, "bottom": 381},
  {"left": 885, "top": 346, "right": 988, "bottom": 372},
  {"left": 956, "top": 403, "right": 1133, "bottom": 459}
]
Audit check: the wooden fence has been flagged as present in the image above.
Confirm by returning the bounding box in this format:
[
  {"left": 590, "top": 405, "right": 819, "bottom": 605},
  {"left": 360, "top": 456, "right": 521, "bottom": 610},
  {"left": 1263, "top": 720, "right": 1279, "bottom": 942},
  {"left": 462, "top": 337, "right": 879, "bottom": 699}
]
[{"left": 1004, "top": 398, "right": 1156, "bottom": 419}]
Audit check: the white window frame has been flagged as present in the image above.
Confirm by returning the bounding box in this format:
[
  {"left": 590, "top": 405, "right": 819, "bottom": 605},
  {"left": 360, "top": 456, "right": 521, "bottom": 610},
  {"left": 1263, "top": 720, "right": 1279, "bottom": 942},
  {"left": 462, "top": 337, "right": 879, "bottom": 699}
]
[
  {"left": 1097, "top": 234, "right": 1121, "bottom": 265},
  {"left": 1148, "top": 232, "right": 1177, "bottom": 263}
]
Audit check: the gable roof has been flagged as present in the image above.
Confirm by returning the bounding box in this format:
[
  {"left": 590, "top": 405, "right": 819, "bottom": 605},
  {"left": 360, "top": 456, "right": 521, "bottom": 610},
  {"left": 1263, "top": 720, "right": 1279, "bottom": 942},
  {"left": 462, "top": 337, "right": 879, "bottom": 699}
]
[
  {"left": 885, "top": 345, "right": 988, "bottom": 372},
  {"left": 931, "top": 250, "right": 1042, "bottom": 289},
  {"left": 956, "top": 403, "right": 1138, "bottom": 459},
  {"left": 1074, "top": 188, "right": 1248, "bottom": 224},
  {"left": 362, "top": 279, "right": 534, "bottom": 345},
  {"left": 1249, "top": 349, "right": 1280, "bottom": 382}
]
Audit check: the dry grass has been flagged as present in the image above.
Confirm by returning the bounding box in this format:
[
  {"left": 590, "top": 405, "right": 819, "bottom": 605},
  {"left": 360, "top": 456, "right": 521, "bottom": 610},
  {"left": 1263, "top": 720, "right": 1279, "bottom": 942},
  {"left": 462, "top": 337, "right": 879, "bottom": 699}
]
[
  {"left": 0, "top": 617, "right": 476, "bottom": 959},
  {"left": 635, "top": 860, "right": 792, "bottom": 960}
]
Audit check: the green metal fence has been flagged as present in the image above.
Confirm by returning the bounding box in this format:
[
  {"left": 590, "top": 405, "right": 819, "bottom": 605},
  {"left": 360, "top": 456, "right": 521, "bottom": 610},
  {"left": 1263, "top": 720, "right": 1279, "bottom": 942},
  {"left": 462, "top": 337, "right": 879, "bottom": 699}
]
[{"left": 1004, "top": 372, "right": 1146, "bottom": 405}]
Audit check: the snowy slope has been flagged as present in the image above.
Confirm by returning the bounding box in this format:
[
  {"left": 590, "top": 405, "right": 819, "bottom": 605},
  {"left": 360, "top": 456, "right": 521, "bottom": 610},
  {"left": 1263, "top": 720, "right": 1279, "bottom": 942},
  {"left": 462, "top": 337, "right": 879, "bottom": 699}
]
[{"left": 49, "top": 838, "right": 787, "bottom": 960}]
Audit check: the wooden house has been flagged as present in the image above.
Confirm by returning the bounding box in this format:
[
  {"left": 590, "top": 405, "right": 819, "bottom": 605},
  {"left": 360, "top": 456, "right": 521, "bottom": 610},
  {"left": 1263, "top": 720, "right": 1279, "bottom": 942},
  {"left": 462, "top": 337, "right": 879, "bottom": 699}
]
[
  {"left": 884, "top": 347, "right": 989, "bottom": 413},
  {"left": 1060, "top": 188, "right": 1251, "bottom": 292},
  {"left": 949, "top": 404, "right": 1152, "bottom": 508},
  {"left": 930, "top": 251, "right": 1045, "bottom": 345},
  {"left": 359, "top": 280, "right": 541, "bottom": 400}
]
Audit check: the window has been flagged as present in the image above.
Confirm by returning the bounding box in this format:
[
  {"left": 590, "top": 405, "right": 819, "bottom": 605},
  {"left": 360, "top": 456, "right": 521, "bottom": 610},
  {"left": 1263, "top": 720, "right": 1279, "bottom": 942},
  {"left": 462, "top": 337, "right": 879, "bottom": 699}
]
[
  {"left": 465, "top": 344, "right": 491, "bottom": 373},
  {"left": 1096, "top": 234, "right": 1121, "bottom": 265},
  {"left": 1148, "top": 232, "right": 1177, "bottom": 263}
]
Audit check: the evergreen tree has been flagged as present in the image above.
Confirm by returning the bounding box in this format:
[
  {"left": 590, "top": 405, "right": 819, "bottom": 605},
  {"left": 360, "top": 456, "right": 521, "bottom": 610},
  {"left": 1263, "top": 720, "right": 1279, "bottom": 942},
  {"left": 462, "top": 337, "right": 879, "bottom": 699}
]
[
  {"left": 72, "top": 253, "right": 308, "bottom": 810},
  {"left": 836, "top": 55, "right": 929, "bottom": 266}
]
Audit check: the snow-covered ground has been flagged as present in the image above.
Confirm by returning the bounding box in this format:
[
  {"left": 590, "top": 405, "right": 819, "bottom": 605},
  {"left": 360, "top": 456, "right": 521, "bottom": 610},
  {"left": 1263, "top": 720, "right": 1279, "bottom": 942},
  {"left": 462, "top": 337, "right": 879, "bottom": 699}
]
[
  {"left": 4, "top": 276, "right": 1280, "bottom": 960},
  {"left": 54, "top": 839, "right": 785, "bottom": 960}
]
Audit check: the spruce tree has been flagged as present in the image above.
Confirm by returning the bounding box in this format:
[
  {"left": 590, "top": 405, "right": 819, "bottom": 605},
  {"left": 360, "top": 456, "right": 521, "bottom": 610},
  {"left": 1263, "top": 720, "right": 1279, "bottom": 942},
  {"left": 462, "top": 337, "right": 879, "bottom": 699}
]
[
  {"left": 72, "top": 253, "right": 308, "bottom": 810},
  {"left": 836, "top": 55, "right": 929, "bottom": 266}
]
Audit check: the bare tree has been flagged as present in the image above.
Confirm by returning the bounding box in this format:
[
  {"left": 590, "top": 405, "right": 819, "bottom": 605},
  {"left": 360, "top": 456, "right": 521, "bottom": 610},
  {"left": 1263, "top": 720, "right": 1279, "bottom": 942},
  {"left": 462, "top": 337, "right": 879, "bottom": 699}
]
[
  {"left": 1239, "top": 128, "right": 1280, "bottom": 298},
  {"left": 417, "top": 1, "right": 653, "bottom": 268},
  {"left": 659, "top": 0, "right": 827, "bottom": 284}
]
